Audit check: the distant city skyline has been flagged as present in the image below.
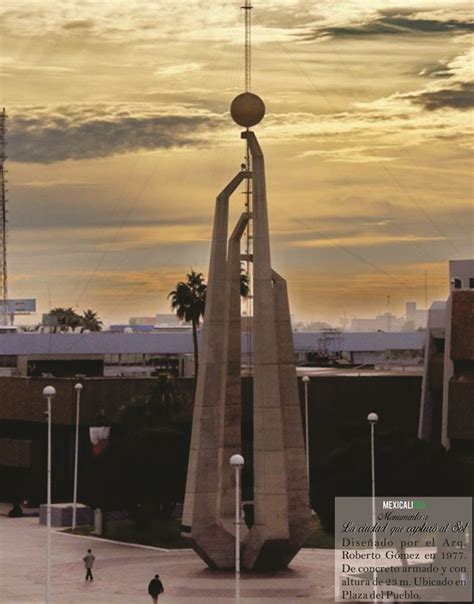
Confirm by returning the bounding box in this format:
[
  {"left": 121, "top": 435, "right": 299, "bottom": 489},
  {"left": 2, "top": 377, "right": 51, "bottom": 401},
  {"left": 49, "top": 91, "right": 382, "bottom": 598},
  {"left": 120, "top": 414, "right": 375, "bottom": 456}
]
[{"left": 1, "top": 0, "right": 472, "bottom": 325}]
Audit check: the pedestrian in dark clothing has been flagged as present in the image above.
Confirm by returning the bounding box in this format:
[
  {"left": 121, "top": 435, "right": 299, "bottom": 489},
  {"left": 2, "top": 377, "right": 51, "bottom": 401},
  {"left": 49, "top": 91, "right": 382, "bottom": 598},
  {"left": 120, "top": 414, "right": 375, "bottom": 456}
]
[
  {"left": 148, "top": 574, "right": 164, "bottom": 602},
  {"left": 83, "top": 549, "right": 95, "bottom": 581},
  {"left": 8, "top": 502, "right": 24, "bottom": 518}
]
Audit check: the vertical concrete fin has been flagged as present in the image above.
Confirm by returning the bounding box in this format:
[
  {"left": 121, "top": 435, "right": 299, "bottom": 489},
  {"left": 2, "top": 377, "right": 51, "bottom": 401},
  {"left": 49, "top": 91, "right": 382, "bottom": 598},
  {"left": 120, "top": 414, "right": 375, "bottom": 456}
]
[
  {"left": 217, "top": 212, "right": 252, "bottom": 534},
  {"left": 242, "top": 130, "right": 310, "bottom": 571},
  {"left": 271, "top": 270, "right": 311, "bottom": 554},
  {"left": 182, "top": 171, "right": 250, "bottom": 569}
]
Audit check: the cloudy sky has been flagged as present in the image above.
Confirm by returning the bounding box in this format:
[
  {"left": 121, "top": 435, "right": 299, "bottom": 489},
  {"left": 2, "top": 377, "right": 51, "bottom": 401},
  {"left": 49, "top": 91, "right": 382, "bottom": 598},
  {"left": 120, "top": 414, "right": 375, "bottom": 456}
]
[{"left": 1, "top": 0, "right": 472, "bottom": 325}]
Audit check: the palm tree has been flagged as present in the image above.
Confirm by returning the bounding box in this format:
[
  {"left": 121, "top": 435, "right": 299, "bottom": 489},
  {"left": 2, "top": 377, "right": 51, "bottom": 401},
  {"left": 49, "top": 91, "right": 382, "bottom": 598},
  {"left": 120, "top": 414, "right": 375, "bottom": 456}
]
[
  {"left": 82, "top": 309, "right": 103, "bottom": 332},
  {"left": 168, "top": 269, "right": 250, "bottom": 377},
  {"left": 168, "top": 270, "right": 206, "bottom": 377},
  {"left": 49, "top": 307, "right": 82, "bottom": 332},
  {"left": 120, "top": 375, "right": 186, "bottom": 428},
  {"left": 240, "top": 265, "right": 250, "bottom": 298}
]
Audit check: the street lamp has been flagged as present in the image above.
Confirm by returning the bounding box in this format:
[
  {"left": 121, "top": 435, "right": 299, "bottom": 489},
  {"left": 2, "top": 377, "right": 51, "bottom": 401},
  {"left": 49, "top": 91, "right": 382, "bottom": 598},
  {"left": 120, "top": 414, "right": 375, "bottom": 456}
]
[
  {"left": 367, "top": 412, "right": 379, "bottom": 603},
  {"left": 72, "top": 383, "right": 83, "bottom": 531},
  {"left": 229, "top": 454, "right": 244, "bottom": 577},
  {"left": 302, "top": 376, "right": 310, "bottom": 484},
  {"left": 43, "top": 385, "right": 56, "bottom": 604}
]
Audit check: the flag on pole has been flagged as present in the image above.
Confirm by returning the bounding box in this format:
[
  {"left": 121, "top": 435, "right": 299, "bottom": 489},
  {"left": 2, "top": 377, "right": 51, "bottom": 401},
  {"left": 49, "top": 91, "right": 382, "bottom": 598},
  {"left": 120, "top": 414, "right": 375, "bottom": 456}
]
[{"left": 89, "top": 426, "right": 111, "bottom": 456}]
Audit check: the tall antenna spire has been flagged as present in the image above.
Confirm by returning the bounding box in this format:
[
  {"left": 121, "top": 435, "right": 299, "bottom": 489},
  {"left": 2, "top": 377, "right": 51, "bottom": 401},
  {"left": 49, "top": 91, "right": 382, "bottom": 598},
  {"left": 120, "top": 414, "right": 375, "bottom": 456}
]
[
  {"left": 229, "top": 3, "right": 265, "bottom": 351},
  {"left": 243, "top": 0, "right": 253, "bottom": 92},
  {"left": 0, "top": 108, "right": 8, "bottom": 325},
  {"left": 242, "top": 1, "right": 254, "bottom": 366}
]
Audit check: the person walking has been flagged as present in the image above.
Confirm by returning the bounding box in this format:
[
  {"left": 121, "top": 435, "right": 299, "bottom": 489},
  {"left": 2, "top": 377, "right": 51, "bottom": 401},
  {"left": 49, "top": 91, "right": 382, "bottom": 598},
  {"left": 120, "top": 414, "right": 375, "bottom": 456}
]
[
  {"left": 148, "top": 574, "right": 164, "bottom": 602},
  {"left": 83, "top": 548, "right": 95, "bottom": 581}
]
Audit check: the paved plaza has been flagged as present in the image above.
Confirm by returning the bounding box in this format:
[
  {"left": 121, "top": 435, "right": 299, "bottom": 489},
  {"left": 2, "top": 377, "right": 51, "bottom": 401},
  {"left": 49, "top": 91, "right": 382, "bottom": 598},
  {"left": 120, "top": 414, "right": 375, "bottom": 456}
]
[{"left": 0, "top": 514, "right": 334, "bottom": 603}]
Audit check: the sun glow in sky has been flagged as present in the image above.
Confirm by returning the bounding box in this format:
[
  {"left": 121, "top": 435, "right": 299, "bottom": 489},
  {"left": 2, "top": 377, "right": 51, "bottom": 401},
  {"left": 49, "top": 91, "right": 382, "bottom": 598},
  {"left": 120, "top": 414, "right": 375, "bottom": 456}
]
[{"left": 1, "top": 0, "right": 473, "bottom": 325}]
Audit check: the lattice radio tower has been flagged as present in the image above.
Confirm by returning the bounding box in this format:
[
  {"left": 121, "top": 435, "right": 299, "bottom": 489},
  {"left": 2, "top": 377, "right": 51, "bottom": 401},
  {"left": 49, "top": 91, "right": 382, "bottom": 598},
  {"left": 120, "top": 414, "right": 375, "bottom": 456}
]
[
  {"left": 243, "top": 0, "right": 253, "bottom": 366},
  {"left": 243, "top": 0, "right": 253, "bottom": 237},
  {"left": 0, "top": 108, "right": 8, "bottom": 321}
]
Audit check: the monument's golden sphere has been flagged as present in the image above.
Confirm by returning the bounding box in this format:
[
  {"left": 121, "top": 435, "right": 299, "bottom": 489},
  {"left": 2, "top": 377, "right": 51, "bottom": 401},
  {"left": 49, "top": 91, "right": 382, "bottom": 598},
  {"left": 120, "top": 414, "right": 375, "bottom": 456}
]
[{"left": 230, "top": 92, "right": 265, "bottom": 128}]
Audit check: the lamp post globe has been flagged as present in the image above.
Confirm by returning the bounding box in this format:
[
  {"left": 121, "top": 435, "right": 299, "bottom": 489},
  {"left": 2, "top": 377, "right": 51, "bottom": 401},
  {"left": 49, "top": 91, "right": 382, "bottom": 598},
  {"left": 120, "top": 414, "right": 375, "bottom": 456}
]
[
  {"left": 74, "top": 383, "right": 83, "bottom": 392},
  {"left": 43, "top": 385, "right": 56, "bottom": 399},
  {"left": 367, "top": 412, "right": 378, "bottom": 424},
  {"left": 230, "top": 453, "right": 245, "bottom": 469},
  {"left": 302, "top": 376, "right": 310, "bottom": 383}
]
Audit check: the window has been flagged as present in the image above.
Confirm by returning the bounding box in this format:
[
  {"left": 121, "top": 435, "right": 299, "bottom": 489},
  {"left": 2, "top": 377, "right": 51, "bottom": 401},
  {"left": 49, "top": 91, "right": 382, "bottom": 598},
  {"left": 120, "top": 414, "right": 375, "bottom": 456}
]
[
  {"left": 453, "top": 278, "right": 462, "bottom": 289},
  {"left": 469, "top": 277, "right": 474, "bottom": 289},
  {"left": 0, "top": 355, "right": 18, "bottom": 368}
]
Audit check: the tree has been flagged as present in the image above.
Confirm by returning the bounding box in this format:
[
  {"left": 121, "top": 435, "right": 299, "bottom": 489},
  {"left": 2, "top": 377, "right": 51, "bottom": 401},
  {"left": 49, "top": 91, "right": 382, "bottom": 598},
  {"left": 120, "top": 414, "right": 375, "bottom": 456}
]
[
  {"left": 88, "top": 426, "right": 188, "bottom": 521},
  {"left": 240, "top": 264, "right": 250, "bottom": 298},
  {"left": 311, "top": 430, "right": 471, "bottom": 536},
  {"left": 168, "top": 270, "right": 206, "bottom": 378},
  {"left": 168, "top": 268, "right": 250, "bottom": 377},
  {"left": 120, "top": 375, "right": 187, "bottom": 428},
  {"left": 48, "top": 307, "right": 103, "bottom": 332},
  {"left": 49, "top": 307, "right": 82, "bottom": 332},
  {"left": 87, "top": 376, "right": 190, "bottom": 523},
  {"left": 81, "top": 309, "right": 103, "bottom": 332}
]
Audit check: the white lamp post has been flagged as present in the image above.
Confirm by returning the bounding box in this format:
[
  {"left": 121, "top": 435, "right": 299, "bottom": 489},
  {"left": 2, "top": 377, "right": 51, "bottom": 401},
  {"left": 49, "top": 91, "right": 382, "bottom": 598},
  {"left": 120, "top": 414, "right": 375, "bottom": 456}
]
[
  {"left": 302, "top": 376, "right": 310, "bottom": 483},
  {"left": 43, "top": 385, "right": 56, "bottom": 604},
  {"left": 367, "top": 412, "right": 379, "bottom": 603},
  {"left": 229, "top": 454, "right": 244, "bottom": 577},
  {"left": 72, "top": 383, "right": 83, "bottom": 531}
]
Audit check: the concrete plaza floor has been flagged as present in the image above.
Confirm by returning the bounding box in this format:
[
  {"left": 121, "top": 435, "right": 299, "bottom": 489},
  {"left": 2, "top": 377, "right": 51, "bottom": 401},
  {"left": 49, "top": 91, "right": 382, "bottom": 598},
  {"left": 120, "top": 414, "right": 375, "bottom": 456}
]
[{"left": 0, "top": 514, "right": 335, "bottom": 603}]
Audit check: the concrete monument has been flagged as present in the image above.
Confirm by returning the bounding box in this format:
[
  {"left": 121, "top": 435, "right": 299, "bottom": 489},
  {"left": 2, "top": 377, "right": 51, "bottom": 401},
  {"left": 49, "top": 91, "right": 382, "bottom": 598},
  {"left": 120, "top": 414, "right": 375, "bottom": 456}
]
[{"left": 181, "top": 89, "right": 311, "bottom": 570}]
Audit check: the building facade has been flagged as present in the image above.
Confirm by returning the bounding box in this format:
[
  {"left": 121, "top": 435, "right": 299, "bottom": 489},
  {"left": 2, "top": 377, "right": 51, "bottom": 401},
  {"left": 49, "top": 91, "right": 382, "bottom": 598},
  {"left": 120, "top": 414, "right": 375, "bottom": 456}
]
[{"left": 419, "top": 260, "right": 474, "bottom": 466}]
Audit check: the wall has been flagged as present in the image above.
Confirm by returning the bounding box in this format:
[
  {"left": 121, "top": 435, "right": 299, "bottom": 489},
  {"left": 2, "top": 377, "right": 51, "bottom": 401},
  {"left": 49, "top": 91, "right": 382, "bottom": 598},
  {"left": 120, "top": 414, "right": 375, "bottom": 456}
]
[
  {"left": 447, "top": 290, "right": 474, "bottom": 445},
  {"left": 0, "top": 374, "right": 422, "bottom": 503},
  {"left": 298, "top": 375, "right": 422, "bottom": 464},
  {"left": 0, "top": 377, "right": 158, "bottom": 425}
]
